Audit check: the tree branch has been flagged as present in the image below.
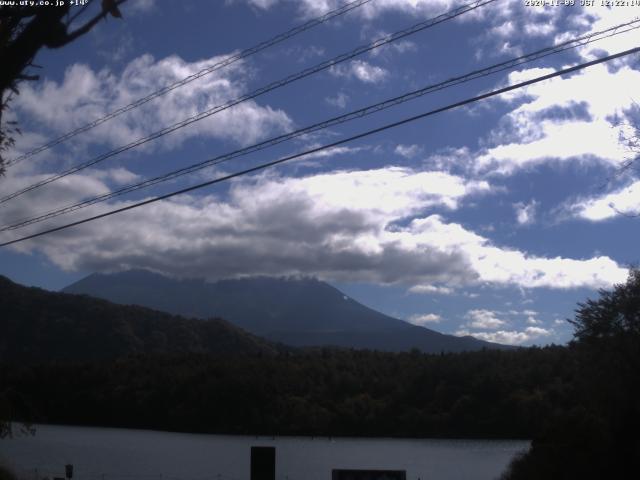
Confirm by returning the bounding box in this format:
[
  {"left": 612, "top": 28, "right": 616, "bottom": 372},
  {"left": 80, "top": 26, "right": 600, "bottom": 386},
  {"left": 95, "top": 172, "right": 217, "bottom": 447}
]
[{"left": 61, "top": 0, "right": 127, "bottom": 46}]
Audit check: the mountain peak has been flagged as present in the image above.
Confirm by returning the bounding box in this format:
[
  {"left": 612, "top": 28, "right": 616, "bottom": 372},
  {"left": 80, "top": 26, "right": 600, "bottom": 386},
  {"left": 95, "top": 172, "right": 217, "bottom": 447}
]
[{"left": 64, "top": 270, "right": 509, "bottom": 353}]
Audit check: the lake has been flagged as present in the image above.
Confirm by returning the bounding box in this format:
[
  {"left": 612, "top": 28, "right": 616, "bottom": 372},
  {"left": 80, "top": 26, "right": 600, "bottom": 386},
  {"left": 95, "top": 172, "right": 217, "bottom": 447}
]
[{"left": 0, "top": 425, "right": 528, "bottom": 480}]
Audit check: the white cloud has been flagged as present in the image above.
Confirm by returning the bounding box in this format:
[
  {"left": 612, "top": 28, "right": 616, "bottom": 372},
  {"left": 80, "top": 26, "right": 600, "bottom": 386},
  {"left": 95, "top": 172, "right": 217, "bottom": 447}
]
[
  {"left": 498, "top": 41, "right": 523, "bottom": 57},
  {"left": 523, "top": 22, "right": 555, "bottom": 37},
  {"left": 376, "top": 38, "right": 417, "bottom": 56},
  {"left": 89, "top": 168, "right": 141, "bottom": 185},
  {"left": 464, "top": 309, "right": 506, "bottom": 329},
  {"left": 456, "top": 326, "right": 552, "bottom": 346},
  {"left": 567, "top": 180, "right": 640, "bottom": 221},
  {"left": 526, "top": 316, "right": 542, "bottom": 325},
  {"left": 0, "top": 166, "right": 135, "bottom": 233},
  {"left": 247, "top": 0, "right": 463, "bottom": 19},
  {"left": 241, "top": 0, "right": 536, "bottom": 27},
  {"left": 12, "top": 53, "right": 293, "bottom": 156},
  {"left": 294, "top": 45, "right": 326, "bottom": 62},
  {"left": 128, "top": 0, "right": 157, "bottom": 13},
  {"left": 491, "top": 20, "right": 515, "bottom": 38},
  {"left": 365, "top": 29, "right": 417, "bottom": 58},
  {"left": 408, "top": 313, "right": 442, "bottom": 326},
  {"left": 405, "top": 215, "right": 627, "bottom": 289},
  {"left": 514, "top": 200, "right": 538, "bottom": 226},
  {"left": 423, "top": 146, "right": 475, "bottom": 172},
  {"left": 395, "top": 144, "right": 422, "bottom": 159},
  {"left": 325, "top": 92, "right": 349, "bottom": 109},
  {"left": 473, "top": 0, "right": 563, "bottom": 60},
  {"left": 294, "top": 145, "right": 363, "bottom": 163},
  {"left": 0, "top": 166, "right": 488, "bottom": 282},
  {"left": 477, "top": 64, "right": 640, "bottom": 175},
  {"left": 408, "top": 284, "right": 454, "bottom": 295},
  {"left": 555, "top": 3, "right": 640, "bottom": 63},
  {"left": 1, "top": 165, "right": 626, "bottom": 291},
  {"left": 329, "top": 60, "right": 388, "bottom": 83},
  {"left": 243, "top": 0, "right": 279, "bottom": 9}
]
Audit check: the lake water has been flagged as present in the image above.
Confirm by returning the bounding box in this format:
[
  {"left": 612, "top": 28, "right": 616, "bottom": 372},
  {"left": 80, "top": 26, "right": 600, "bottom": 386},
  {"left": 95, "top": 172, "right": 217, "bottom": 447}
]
[{"left": 0, "top": 425, "right": 528, "bottom": 480}]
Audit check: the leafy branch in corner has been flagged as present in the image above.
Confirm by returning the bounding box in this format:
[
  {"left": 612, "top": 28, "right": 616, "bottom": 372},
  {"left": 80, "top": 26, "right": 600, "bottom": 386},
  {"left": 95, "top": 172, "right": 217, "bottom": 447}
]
[{"left": 0, "top": 0, "right": 126, "bottom": 175}]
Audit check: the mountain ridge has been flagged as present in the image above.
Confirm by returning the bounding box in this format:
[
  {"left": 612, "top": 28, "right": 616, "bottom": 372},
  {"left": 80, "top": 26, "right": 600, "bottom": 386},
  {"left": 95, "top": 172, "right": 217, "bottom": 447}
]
[
  {"left": 0, "top": 274, "right": 279, "bottom": 362},
  {"left": 63, "top": 269, "right": 510, "bottom": 353}
]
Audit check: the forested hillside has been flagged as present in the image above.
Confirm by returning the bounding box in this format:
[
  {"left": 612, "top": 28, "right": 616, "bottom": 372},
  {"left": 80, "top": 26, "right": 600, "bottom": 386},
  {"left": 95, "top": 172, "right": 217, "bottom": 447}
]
[
  {"left": 0, "top": 275, "right": 279, "bottom": 362},
  {"left": 501, "top": 269, "right": 640, "bottom": 479},
  {"left": 2, "top": 271, "right": 639, "bottom": 480},
  {"left": 0, "top": 347, "right": 571, "bottom": 439}
]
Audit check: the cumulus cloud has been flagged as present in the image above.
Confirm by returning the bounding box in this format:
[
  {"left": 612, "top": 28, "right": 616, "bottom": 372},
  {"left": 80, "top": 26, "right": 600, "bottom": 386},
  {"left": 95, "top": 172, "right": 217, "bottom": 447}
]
[
  {"left": 364, "top": 29, "right": 417, "bottom": 58},
  {"left": 490, "top": 20, "right": 515, "bottom": 38},
  {"left": 241, "top": 0, "right": 530, "bottom": 26},
  {"left": 408, "top": 313, "right": 442, "bottom": 326},
  {"left": 566, "top": 180, "right": 640, "bottom": 221},
  {"left": 472, "top": 0, "right": 566, "bottom": 60},
  {"left": 469, "top": 3, "right": 640, "bottom": 175},
  {"left": 464, "top": 309, "right": 506, "bottom": 329},
  {"left": 0, "top": 165, "right": 138, "bottom": 238},
  {"left": 329, "top": 60, "right": 388, "bottom": 83},
  {"left": 408, "top": 284, "right": 454, "bottom": 295},
  {"left": 325, "top": 92, "right": 349, "bottom": 109},
  {"left": 526, "top": 316, "right": 542, "bottom": 325},
  {"left": 395, "top": 144, "right": 422, "bottom": 159},
  {"left": 457, "top": 308, "right": 554, "bottom": 344},
  {"left": 554, "top": 2, "right": 640, "bottom": 62},
  {"left": 1, "top": 164, "right": 627, "bottom": 291},
  {"left": 243, "top": 0, "right": 280, "bottom": 10},
  {"left": 405, "top": 215, "right": 627, "bottom": 289},
  {"left": 242, "top": 0, "right": 462, "bottom": 19},
  {"left": 1, "top": 166, "right": 486, "bottom": 282},
  {"left": 514, "top": 200, "right": 538, "bottom": 226},
  {"left": 12, "top": 53, "right": 293, "bottom": 156},
  {"left": 477, "top": 64, "right": 640, "bottom": 175},
  {"left": 294, "top": 145, "right": 364, "bottom": 163},
  {"left": 505, "top": 309, "right": 539, "bottom": 317},
  {"left": 128, "top": 0, "right": 158, "bottom": 13},
  {"left": 456, "top": 326, "right": 553, "bottom": 346}
]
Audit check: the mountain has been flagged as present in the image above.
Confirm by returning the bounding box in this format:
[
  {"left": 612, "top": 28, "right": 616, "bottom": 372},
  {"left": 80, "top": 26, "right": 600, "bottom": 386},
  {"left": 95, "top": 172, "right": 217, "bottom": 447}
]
[
  {"left": 0, "top": 275, "right": 279, "bottom": 363},
  {"left": 63, "top": 270, "right": 507, "bottom": 353}
]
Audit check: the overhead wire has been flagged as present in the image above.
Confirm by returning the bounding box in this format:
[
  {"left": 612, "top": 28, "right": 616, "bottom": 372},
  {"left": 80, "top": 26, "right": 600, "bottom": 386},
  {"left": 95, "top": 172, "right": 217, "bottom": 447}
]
[
  {"left": 1, "top": 19, "right": 638, "bottom": 233},
  {"left": 0, "top": 0, "right": 498, "bottom": 205},
  {"left": 1, "top": 44, "right": 638, "bottom": 248},
  {"left": 5, "top": 0, "right": 375, "bottom": 167}
]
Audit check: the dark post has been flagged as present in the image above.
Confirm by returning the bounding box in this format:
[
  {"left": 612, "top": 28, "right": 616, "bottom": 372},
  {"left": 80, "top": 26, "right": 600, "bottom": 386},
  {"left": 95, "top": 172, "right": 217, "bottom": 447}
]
[
  {"left": 250, "top": 446, "right": 275, "bottom": 480},
  {"left": 64, "top": 466, "right": 73, "bottom": 480},
  {"left": 332, "top": 470, "right": 407, "bottom": 480}
]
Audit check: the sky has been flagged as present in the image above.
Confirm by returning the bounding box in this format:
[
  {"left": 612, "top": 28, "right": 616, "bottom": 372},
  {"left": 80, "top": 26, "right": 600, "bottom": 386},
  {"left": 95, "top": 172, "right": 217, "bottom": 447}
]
[{"left": 1, "top": 0, "right": 639, "bottom": 346}]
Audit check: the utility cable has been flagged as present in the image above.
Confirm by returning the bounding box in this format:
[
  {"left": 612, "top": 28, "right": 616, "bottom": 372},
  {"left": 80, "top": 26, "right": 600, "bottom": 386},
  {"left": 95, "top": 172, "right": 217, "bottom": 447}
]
[
  {"left": 1, "top": 44, "right": 638, "bottom": 248},
  {"left": 1, "top": 19, "right": 638, "bottom": 232},
  {"left": 0, "top": 0, "right": 498, "bottom": 204},
  {"left": 5, "top": 0, "right": 374, "bottom": 167}
]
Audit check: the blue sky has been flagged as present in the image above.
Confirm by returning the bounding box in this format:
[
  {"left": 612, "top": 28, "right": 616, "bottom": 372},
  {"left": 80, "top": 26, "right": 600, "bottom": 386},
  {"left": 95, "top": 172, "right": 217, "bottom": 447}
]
[{"left": 1, "top": 0, "right": 639, "bottom": 346}]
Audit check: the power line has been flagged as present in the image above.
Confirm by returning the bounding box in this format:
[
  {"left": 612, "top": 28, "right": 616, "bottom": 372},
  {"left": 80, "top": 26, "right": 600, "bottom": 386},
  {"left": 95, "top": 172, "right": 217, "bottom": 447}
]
[
  {"left": 2, "top": 19, "right": 638, "bottom": 233},
  {"left": 1, "top": 45, "right": 638, "bottom": 248},
  {"left": 5, "top": 0, "right": 374, "bottom": 167},
  {"left": 0, "top": 0, "right": 498, "bottom": 205}
]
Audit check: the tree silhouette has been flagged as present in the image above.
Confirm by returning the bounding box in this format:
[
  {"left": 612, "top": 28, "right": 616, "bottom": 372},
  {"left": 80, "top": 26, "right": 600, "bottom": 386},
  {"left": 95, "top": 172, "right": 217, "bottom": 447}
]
[
  {"left": 607, "top": 104, "right": 640, "bottom": 218},
  {"left": 571, "top": 267, "right": 640, "bottom": 341},
  {"left": 0, "top": 0, "right": 127, "bottom": 175},
  {"left": 503, "top": 268, "right": 640, "bottom": 479},
  {"left": 0, "top": 0, "right": 127, "bottom": 436}
]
